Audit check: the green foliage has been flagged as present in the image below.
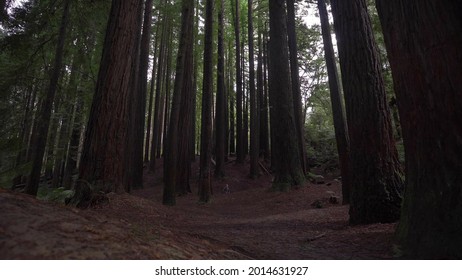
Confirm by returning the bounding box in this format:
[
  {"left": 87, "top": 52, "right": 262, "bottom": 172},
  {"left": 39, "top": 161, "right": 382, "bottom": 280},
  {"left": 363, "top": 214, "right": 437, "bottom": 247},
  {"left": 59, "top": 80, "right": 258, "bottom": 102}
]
[{"left": 37, "top": 186, "right": 74, "bottom": 203}]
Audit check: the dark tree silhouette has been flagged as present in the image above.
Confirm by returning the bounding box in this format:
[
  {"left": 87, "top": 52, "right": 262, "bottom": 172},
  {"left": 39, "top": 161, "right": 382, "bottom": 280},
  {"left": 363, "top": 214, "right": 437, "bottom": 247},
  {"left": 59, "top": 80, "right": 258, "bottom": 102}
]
[
  {"left": 331, "top": 0, "right": 403, "bottom": 224},
  {"left": 376, "top": 0, "right": 462, "bottom": 258},
  {"left": 268, "top": 0, "right": 305, "bottom": 191}
]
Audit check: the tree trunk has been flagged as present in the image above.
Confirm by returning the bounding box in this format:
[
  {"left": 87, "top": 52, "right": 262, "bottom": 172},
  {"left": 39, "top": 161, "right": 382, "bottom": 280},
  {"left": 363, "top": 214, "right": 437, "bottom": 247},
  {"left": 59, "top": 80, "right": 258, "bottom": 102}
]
[
  {"left": 233, "top": 0, "right": 244, "bottom": 164},
  {"left": 198, "top": 0, "right": 214, "bottom": 203},
  {"left": 376, "top": 0, "right": 462, "bottom": 258},
  {"left": 331, "top": 0, "right": 403, "bottom": 224},
  {"left": 286, "top": 0, "right": 307, "bottom": 175},
  {"left": 318, "top": 0, "right": 351, "bottom": 204},
  {"left": 248, "top": 0, "right": 259, "bottom": 179},
  {"left": 75, "top": 0, "right": 143, "bottom": 200},
  {"left": 261, "top": 28, "right": 270, "bottom": 162},
  {"left": 139, "top": 0, "right": 154, "bottom": 165},
  {"left": 25, "top": 0, "right": 71, "bottom": 196},
  {"left": 215, "top": 0, "right": 226, "bottom": 178},
  {"left": 174, "top": 0, "right": 195, "bottom": 197},
  {"left": 268, "top": 0, "right": 305, "bottom": 191}
]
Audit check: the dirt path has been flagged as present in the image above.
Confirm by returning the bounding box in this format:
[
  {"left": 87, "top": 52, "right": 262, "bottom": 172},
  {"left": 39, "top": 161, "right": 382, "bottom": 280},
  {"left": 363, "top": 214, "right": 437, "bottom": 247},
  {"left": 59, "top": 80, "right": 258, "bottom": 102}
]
[{"left": 0, "top": 160, "right": 396, "bottom": 259}]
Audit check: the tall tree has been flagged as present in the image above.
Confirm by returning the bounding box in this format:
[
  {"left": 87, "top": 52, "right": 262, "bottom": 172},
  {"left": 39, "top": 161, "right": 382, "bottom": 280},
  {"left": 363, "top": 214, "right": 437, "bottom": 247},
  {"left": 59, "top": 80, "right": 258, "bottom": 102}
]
[
  {"left": 317, "top": 0, "right": 351, "bottom": 204},
  {"left": 330, "top": 0, "right": 403, "bottom": 224},
  {"left": 286, "top": 0, "right": 307, "bottom": 175},
  {"left": 73, "top": 0, "right": 144, "bottom": 201},
  {"left": 198, "top": 0, "right": 214, "bottom": 203},
  {"left": 268, "top": 0, "right": 305, "bottom": 191},
  {"left": 25, "top": 0, "right": 71, "bottom": 196},
  {"left": 233, "top": 0, "right": 244, "bottom": 163},
  {"left": 248, "top": 0, "right": 259, "bottom": 178},
  {"left": 138, "top": 0, "right": 154, "bottom": 166},
  {"left": 215, "top": 0, "right": 226, "bottom": 178},
  {"left": 163, "top": 0, "right": 195, "bottom": 204},
  {"left": 376, "top": 0, "right": 462, "bottom": 258}
]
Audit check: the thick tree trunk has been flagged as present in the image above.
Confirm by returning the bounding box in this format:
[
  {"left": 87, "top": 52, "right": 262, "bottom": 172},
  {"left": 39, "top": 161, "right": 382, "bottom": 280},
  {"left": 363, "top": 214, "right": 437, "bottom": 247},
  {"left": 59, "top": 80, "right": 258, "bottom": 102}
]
[
  {"left": 318, "top": 0, "right": 351, "bottom": 204},
  {"left": 331, "top": 0, "right": 403, "bottom": 224},
  {"left": 286, "top": 0, "right": 307, "bottom": 175},
  {"left": 163, "top": 0, "right": 195, "bottom": 204},
  {"left": 376, "top": 0, "right": 462, "bottom": 258},
  {"left": 198, "top": 0, "right": 214, "bottom": 203},
  {"left": 215, "top": 0, "right": 226, "bottom": 178},
  {"left": 25, "top": 0, "right": 71, "bottom": 196},
  {"left": 268, "top": 0, "right": 305, "bottom": 191},
  {"left": 76, "top": 0, "right": 143, "bottom": 198}
]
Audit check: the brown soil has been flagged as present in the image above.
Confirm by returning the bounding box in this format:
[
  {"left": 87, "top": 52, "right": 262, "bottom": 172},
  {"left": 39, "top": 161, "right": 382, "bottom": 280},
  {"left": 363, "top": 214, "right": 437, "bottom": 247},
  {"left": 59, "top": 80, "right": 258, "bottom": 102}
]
[{"left": 0, "top": 158, "right": 396, "bottom": 259}]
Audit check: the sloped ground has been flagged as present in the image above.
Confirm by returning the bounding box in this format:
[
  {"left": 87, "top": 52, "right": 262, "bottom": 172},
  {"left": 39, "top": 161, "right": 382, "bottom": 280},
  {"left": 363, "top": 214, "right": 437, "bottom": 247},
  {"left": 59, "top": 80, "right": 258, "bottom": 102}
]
[{"left": 0, "top": 159, "right": 396, "bottom": 259}]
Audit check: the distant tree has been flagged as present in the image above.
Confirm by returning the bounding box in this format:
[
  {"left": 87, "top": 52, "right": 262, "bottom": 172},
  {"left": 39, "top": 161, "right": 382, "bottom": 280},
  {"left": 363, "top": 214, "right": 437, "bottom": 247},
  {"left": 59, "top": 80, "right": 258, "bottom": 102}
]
[
  {"left": 73, "top": 0, "right": 143, "bottom": 202},
  {"left": 317, "top": 0, "right": 351, "bottom": 204},
  {"left": 215, "top": 0, "right": 226, "bottom": 178},
  {"left": 248, "top": 0, "right": 259, "bottom": 178},
  {"left": 376, "top": 0, "right": 462, "bottom": 258},
  {"left": 198, "top": 0, "right": 214, "bottom": 203},
  {"left": 268, "top": 0, "right": 305, "bottom": 191},
  {"left": 232, "top": 0, "right": 245, "bottom": 164},
  {"left": 331, "top": 0, "right": 403, "bottom": 224}
]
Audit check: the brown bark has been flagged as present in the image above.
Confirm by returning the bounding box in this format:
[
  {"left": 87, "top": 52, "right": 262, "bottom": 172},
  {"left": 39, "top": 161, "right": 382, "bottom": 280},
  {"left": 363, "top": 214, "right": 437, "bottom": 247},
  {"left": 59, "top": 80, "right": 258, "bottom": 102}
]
[
  {"left": 318, "top": 0, "right": 351, "bottom": 204},
  {"left": 76, "top": 0, "right": 143, "bottom": 197},
  {"left": 248, "top": 0, "right": 259, "bottom": 179},
  {"left": 268, "top": 0, "right": 305, "bottom": 191},
  {"left": 163, "top": 0, "right": 195, "bottom": 204},
  {"left": 286, "top": 0, "right": 308, "bottom": 175},
  {"left": 198, "top": 0, "right": 214, "bottom": 203},
  {"left": 233, "top": 0, "right": 244, "bottom": 164},
  {"left": 376, "top": 0, "right": 462, "bottom": 258},
  {"left": 215, "top": 0, "right": 226, "bottom": 178},
  {"left": 25, "top": 0, "right": 71, "bottom": 196},
  {"left": 331, "top": 0, "right": 403, "bottom": 224}
]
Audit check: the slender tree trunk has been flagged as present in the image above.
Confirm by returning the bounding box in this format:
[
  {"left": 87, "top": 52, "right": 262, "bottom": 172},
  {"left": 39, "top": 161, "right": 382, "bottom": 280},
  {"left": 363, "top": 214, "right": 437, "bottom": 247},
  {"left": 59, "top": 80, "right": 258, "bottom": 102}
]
[
  {"left": 376, "top": 0, "right": 462, "bottom": 258},
  {"left": 286, "top": 0, "right": 307, "bottom": 175},
  {"left": 25, "top": 0, "right": 71, "bottom": 196},
  {"left": 233, "top": 0, "right": 244, "bottom": 164},
  {"left": 198, "top": 0, "right": 214, "bottom": 203},
  {"left": 318, "top": 0, "right": 351, "bottom": 204},
  {"left": 331, "top": 0, "right": 403, "bottom": 224},
  {"left": 268, "top": 0, "right": 305, "bottom": 191},
  {"left": 139, "top": 0, "right": 154, "bottom": 164},
  {"left": 75, "top": 0, "right": 144, "bottom": 200},
  {"left": 261, "top": 28, "right": 270, "bottom": 162},
  {"left": 62, "top": 98, "right": 83, "bottom": 189},
  {"left": 215, "top": 0, "right": 226, "bottom": 178},
  {"left": 149, "top": 10, "right": 168, "bottom": 172},
  {"left": 248, "top": 0, "right": 259, "bottom": 178}
]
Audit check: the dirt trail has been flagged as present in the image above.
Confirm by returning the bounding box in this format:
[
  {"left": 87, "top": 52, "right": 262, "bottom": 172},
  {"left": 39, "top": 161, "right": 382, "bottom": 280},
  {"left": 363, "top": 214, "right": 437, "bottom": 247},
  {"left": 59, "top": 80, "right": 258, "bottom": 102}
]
[{"left": 0, "top": 160, "right": 396, "bottom": 259}]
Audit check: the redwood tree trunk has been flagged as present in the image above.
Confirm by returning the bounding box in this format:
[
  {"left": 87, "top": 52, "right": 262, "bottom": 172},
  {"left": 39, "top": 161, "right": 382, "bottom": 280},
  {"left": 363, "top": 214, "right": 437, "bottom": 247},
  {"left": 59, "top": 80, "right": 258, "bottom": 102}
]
[
  {"left": 331, "top": 0, "right": 403, "bottom": 224},
  {"left": 286, "top": 0, "right": 307, "bottom": 175},
  {"left": 215, "top": 0, "right": 226, "bottom": 178},
  {"left": 25, "top": 0, "right": 71, "bottom": 196},
  {"left": 248, "top": 0, "right": 259, "bottom": 179},
  {"left": 268, "top": 0, "right": 305, "bottom": 191},
  {"left": 318, "top": 0, "right": 351, "bottom": 204},
  {"left": 76, "top": 0, "right": 143, "bottom": 197},
  {"left": 163, "top": 0, "right": 195, "bottom": 204},
  {"left": 198, "top": 0, "right": 214, "bottom": 203},
  {"left": 233, "top": 0, "right": 244, "bottom": 164},
  {"left": 376, "top": 0, "right": 462, "bottom": 258}
]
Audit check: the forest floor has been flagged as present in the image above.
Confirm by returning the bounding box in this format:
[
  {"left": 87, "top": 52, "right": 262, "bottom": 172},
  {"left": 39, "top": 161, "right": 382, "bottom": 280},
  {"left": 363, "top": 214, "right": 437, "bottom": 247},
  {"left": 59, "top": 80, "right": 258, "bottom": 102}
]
[{"left": 0, "top": 158, "right": 397, "bottom": 259}]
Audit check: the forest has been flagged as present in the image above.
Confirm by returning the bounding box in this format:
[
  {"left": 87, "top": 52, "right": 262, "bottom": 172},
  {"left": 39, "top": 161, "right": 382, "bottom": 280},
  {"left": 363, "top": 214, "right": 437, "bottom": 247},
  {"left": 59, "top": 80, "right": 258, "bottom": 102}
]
[{"left": 0, "top": 0, "right": 461, "bottom": 260}]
